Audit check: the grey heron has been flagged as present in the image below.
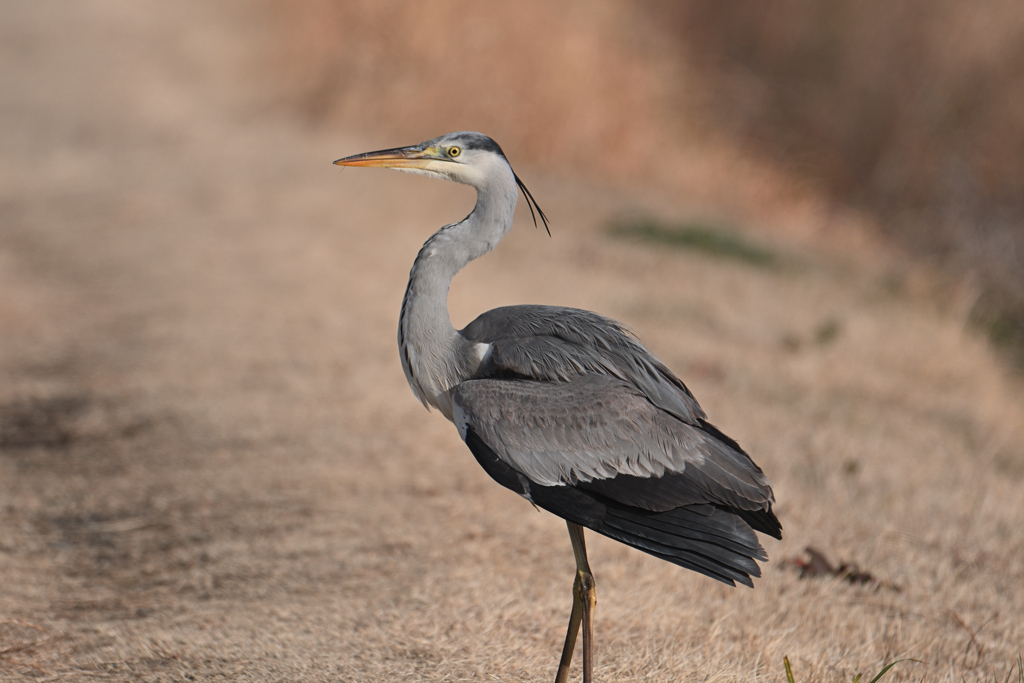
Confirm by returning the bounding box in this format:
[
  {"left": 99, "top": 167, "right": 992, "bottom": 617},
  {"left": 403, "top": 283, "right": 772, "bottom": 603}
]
[{"left": 334, "top": 132, "right": 781, "bottom": 683}]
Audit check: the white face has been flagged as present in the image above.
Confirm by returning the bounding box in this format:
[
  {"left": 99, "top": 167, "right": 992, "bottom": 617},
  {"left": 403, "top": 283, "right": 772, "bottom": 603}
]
[
  {"left": 397, "top": 138, "right": 511, "bottom": 190},
  {"left": 335, "top": 131, "right": 549, "bottom": 233},
  {"left": 334, "top": 132, "right": 517, "bottom": 192}
]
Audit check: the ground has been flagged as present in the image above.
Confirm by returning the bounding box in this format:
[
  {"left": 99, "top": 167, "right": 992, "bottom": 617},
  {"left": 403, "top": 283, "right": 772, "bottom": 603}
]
[{"left": 1, "top": 2, "right": 1022, "bottom": 682}]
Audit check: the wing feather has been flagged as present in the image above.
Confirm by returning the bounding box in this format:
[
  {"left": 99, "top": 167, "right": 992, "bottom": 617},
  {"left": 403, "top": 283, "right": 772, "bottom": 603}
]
[
  {"left": 452, "top": 304, "right": 781, "bottom": 586},
  {"left": 461, "top": 305, "right": 706, "bottom": 424},
  {"left": 452, "top": 374, "right": 775, "bottom": 515},
  {"left": 462, "top": 423, "right": 778, "bottom": 587}
]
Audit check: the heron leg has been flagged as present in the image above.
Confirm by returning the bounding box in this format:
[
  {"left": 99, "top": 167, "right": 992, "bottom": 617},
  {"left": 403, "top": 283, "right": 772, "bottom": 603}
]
[
  {"left": 554, "top": 522, "right": 597, "bottom": 683},
  {"left": 554, "top": 574, "right": 583, "bottom": 683}
]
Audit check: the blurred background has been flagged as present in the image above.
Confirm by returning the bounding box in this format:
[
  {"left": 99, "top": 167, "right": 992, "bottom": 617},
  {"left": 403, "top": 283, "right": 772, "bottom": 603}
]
[
  {"left": 2, "top": 2, "right": 1023, "bottom": 680},
  {"left": 269, "top": 0, "right": 1024, "bottom": 354}
]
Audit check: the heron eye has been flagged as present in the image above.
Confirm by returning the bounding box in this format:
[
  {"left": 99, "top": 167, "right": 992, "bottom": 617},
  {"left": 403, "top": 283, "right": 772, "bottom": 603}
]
[{"left": 449, "top": 147, "right": 461, "bottom": 158}]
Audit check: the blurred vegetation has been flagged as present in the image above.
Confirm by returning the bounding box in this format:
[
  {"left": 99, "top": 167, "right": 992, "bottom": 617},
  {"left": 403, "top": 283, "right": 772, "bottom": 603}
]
[
  {"left": 814, "top": 318, "right": 842, "bottom": 346},
  {"left": 608, "top": 216, "right": 777, "bottom": 267},
  {"left": 647, "top": 0, "right": 1024, "bottom": 359},
  {"left": 269, "top": 0, "right": 1024, "bottom": 360}
]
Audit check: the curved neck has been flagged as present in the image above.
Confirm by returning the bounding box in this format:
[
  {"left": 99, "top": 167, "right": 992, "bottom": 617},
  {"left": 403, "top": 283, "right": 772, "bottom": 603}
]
[{"left": 398, "top": 167, "right": 518, "bottom": 417}]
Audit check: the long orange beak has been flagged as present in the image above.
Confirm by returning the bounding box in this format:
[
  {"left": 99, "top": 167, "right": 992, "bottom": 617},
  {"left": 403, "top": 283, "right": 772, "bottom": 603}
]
[{"left": 333, "top": 145, "right": 441, "bottom": 169}]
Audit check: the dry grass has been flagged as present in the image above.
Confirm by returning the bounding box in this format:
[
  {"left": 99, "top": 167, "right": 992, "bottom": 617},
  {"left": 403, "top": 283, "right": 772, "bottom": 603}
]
[
  {"left": 271, "top": 0, "right": 1024, "bottom": 358},
  {"left": 261, "top": 0, "right": 843, "bottom": 250},
  {"left": 1, "top": 2, "right": 1023, "bottom": 681},
  {"left": 652, "top": 0, "right": 1024, "bottom": 360}
]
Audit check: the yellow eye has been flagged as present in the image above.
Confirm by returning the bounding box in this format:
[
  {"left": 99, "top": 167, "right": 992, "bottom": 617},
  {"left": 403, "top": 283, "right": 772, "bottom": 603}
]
[{"left": 449, "top": 147, "right": 461, "bottom": 158}]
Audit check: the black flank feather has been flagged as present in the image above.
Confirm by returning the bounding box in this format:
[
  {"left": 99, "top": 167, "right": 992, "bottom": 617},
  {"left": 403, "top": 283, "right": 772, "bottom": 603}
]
[{"left": 463, "top": 427, "right": 778, "bottom": 588}]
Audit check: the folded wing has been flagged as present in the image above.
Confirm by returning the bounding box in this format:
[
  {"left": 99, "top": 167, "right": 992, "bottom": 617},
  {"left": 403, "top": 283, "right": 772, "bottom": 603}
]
[{"left": 452, "top": 375, "right": 781, "bottom": 586}]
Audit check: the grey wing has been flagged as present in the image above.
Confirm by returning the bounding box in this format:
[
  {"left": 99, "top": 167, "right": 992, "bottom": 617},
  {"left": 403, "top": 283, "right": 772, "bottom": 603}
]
[
  {"left": 451, "top": 374, "right": 774, "bottom": 514},
  {"left": 461, "top": 305, "right": 706, "bottom": 424},
  {"left": 451, "top": 374, "right": 781, "bottom": 586}
]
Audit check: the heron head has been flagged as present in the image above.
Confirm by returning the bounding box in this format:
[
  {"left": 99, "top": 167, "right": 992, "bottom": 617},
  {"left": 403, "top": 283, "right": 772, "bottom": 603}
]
[
  {"left": 334, "top": 131, "right": 549, "bottom": 234},
  {"left": 333, "top": 132, "right": 506, "bottom": 183}
]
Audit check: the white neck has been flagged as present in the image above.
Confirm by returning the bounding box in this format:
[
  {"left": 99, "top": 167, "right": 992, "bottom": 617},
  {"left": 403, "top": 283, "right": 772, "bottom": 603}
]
[{"left": 398, "top": 158, "right": 518, "bottom": 419}]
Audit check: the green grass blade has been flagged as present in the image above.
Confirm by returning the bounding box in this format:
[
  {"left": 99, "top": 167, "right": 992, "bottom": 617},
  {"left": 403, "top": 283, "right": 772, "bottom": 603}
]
[
  {"left": 866, "top": 658, "right": 921, "bottom": 683},
  {"left": 783, "top": 656, "right": 795, "bottom": 683}
]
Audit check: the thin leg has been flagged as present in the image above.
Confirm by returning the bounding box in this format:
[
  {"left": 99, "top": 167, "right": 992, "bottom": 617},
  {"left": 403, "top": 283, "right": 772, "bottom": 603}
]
[
  {"left": 554, "top": 522, "right": 597, "bottom": 683},
  {"left": 554, "top": 576, "right": 583, "bottom": 683},
  {"left": 571, "top": 523, "right": 597, "bottom": 683}
]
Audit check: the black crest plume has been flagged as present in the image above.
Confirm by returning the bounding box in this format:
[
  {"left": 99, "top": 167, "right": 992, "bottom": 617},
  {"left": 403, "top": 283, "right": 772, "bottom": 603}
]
[{"left": 513, "top": 171, "right": 551, "bottom": 237}]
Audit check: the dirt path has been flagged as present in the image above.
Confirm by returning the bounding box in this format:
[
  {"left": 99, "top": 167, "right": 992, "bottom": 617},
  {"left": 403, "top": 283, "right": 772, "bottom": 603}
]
[{"left": 2, "top": 3, "right": 1022, "bottom": 681}]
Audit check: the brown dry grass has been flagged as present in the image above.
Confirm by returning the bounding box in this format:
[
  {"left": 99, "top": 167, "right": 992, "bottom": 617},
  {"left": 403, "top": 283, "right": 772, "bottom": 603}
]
[
  {"left": 262, "top": 0, "right": 844, "bottom": 248},
  {"left": 654, "top": 0, "right": 1024, "bottom": 355},
  {"left": 1, "top": 2, "right": 1023, "bottom": 682},
  {"left": 272, "top": 0, "right": 1024, "bottom": 353}
]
